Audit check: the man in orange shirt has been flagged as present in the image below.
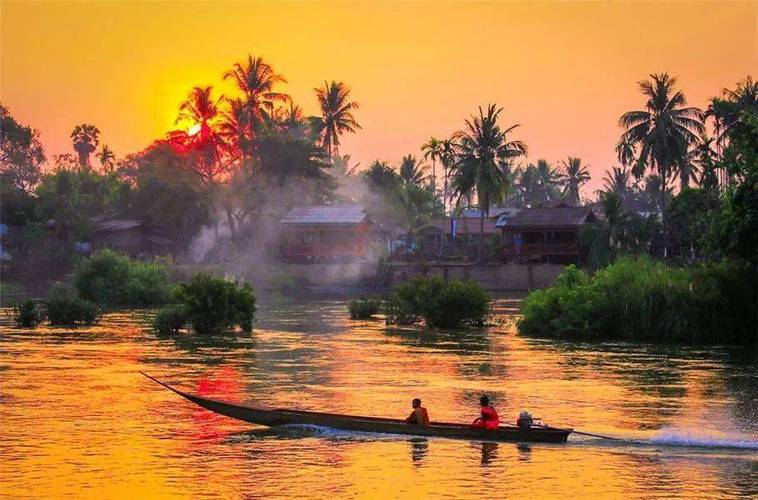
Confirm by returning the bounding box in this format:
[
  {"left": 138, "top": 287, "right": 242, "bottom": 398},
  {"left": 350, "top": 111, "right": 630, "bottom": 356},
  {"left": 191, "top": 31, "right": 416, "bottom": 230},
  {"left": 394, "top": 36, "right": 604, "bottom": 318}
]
[
  {"left": 470, "top": 395, "right": 500, "bottom": 430},
  {"left": 404, "top": 398, "right": 430, "bottom": 426}
]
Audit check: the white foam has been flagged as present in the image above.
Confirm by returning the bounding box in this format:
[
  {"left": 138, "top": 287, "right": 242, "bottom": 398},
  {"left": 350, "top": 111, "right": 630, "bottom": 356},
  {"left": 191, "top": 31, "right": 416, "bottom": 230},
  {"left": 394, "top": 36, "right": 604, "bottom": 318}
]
[{"left": 648, "top": 428, "right": 758, "bottom": 450}]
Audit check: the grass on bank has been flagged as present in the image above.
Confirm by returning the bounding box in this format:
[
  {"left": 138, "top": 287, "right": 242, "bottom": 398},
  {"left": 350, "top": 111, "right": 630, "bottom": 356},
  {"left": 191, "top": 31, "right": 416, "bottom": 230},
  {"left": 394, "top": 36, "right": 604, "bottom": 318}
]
[{"left": 518, "top": 256, "right": 756, "bottom": 343}]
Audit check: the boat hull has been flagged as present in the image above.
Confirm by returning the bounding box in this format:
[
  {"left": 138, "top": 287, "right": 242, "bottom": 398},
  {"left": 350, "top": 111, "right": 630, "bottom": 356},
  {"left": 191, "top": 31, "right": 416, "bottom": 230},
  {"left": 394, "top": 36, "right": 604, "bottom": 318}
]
[{"left": 145, "top": 373, "right": 571, "bottom": 444}]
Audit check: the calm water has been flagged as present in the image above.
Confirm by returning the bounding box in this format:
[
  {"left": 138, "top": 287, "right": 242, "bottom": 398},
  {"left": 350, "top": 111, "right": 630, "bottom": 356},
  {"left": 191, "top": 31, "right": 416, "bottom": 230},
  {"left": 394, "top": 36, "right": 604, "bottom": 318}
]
[{"left": 1, "top": 297, "right": 756, "bottom": 499}]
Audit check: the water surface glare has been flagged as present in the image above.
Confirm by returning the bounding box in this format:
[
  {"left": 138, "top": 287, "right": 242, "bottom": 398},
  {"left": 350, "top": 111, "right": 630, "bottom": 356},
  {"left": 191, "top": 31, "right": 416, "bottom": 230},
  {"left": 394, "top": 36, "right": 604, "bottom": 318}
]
[{"left": 1, "top": 298, "right": 756, "bottom": 498}]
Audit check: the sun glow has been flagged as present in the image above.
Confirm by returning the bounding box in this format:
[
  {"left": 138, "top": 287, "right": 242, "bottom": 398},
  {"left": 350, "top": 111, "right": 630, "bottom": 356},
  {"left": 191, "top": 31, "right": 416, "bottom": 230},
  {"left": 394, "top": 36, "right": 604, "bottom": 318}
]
[{"left": 187, "top": 124, "right": 201, "bottom": 136}]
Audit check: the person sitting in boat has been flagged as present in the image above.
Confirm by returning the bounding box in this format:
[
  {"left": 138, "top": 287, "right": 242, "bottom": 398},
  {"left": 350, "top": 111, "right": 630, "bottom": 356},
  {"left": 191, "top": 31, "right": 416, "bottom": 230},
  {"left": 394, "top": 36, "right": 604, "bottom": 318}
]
[
  {"left": 405, "top": 398, "right": 430, "bottom": 426},
  {"left": 470, "top": 395, "right": 499, "bottom": 430}
]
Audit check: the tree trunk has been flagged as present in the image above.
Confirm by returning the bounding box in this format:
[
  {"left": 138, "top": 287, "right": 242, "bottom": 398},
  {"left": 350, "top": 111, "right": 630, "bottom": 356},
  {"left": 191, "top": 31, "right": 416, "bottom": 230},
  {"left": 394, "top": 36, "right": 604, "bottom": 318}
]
[
  {"left": 478, "top": 208, "right": 485, "bottom": 264},
  {"left": 660, "top": 171, "right": 668, "bottom": 258},
  {"left": 225, "top": 205, "right": 238, "bottom": 243}
]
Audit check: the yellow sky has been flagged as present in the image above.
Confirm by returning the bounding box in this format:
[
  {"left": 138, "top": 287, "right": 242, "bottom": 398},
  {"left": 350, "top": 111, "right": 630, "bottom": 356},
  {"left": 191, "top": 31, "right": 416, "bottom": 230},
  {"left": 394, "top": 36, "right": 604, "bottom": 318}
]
[{"left": 1, "top": 1, "right": 756, "bottom": 193}]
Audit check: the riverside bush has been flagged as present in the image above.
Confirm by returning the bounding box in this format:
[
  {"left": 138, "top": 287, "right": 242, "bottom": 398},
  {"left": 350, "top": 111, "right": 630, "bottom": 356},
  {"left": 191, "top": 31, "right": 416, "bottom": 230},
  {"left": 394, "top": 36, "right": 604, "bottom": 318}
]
[
  {"left": 348, "top": 297, "right": 380, "bottom": 319},
  {"left": 518, "top": 257, "right": 756, "bottom": 343},
  {"left": 386, "top": 276, "right": 491, "bottom": 329},
  {"left": 75, "top": 249, "right": 172, "bottom": 307},
  {"left": 13, "top": 299, "right": 42, "bottom": 328},
  {"left": 45, "top": 285, "right": 98, "bottom": 326},
  {"left": 153, "top": 305, "right": 188, "bottom": 334},
  {"left": 174, "top": 273, "right": 256, "bottom": 334}
]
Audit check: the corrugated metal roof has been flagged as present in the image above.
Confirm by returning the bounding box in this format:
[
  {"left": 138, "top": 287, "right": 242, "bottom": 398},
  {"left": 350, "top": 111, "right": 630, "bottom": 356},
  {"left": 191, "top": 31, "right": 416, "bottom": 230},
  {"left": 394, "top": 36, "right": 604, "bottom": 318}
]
[
  {"left": 459, "top": 207, "right": 511, "bottom": 219},
  {"left": 280, "top": 206, "right": 369, "bottom": 225},
  {"left": 501, "top": 207, "right": 596, "bottom": 229},
  {"left": 494, "top": 208, "right": 523, "bottom": 227},
  {"left": 96, "top": 219, "right": 143, "bottom": 232}
]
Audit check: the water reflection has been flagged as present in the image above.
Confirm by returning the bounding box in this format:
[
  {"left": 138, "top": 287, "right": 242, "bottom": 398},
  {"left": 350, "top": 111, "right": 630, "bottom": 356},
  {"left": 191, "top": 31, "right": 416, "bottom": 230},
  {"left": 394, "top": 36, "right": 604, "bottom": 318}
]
[
  {"left": 409, "top": 438, "right": 429, "bottom": 465},
  {"left": 0, "top": 298, "right": 756, "bottom": 499},
  {"left": 479, "top": 442, "right": 499, "bottom": 466}
]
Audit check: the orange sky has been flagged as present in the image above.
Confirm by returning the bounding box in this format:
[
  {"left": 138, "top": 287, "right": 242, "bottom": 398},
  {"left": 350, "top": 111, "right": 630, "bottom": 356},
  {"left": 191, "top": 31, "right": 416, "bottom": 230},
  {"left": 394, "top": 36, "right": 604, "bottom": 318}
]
[{"left": 1, "top": 1, "right": 755, "bottom": 194}]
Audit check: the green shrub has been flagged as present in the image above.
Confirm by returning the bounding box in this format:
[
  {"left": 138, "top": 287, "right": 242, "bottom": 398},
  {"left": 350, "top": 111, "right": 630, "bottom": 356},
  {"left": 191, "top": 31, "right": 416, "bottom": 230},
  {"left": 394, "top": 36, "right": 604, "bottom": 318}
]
[
  {"left": 518, "top": 257, "right": 756, "bottom": 343},
  {"left": 174, "top": 273, "right": 256, "bottom": 334},
  {"left": 348, "top": 297, "right": 380, "bottom": 319},
  {"left": 386, "top": 276, "right": 491, "bottom": 329},
  {"left": 45, "top": 285, "right": 98, "bottom": 326},
  {"left": 13, "top": 299, "right": 42, "bottom": 328},
  {"left": 153, "top": 305, "right": 188, "bottom": 334},
  {"left": 75, "top": 249, "right": 172, "bottom": 307},
  {"left": 382, "top": 294, "right": 418, "bottom": 325}
]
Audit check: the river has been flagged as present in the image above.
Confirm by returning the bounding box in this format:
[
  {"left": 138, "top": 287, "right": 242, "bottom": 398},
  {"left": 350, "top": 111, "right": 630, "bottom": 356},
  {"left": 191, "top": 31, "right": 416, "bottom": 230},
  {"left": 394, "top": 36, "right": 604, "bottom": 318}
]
[{"left": 1, "top": 297, "right": 756, "bottom": 498}]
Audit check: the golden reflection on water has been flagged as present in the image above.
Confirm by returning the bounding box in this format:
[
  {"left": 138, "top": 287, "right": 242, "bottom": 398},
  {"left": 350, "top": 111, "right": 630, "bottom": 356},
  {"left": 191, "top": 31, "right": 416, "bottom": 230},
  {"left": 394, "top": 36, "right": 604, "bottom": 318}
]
[{"left": 0, "top": 301, "right": 756, "bottom": 499}]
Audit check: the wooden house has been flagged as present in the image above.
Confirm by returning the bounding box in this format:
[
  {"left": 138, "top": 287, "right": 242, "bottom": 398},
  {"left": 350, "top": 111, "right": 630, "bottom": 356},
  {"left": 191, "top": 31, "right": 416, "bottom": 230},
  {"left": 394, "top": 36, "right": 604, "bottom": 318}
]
[
  {"left": 278, "top": 206, "right": 373, "bottom": 262},
  {"left": 497, "top": 206, "right": 597, "bottom": 263}
]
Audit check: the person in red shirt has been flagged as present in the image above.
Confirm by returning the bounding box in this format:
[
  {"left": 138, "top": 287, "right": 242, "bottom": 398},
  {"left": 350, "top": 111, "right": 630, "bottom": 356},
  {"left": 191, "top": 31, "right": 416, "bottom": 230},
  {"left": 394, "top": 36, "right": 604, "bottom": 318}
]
[
  {"left": 470, "top": 395, "right": 500, "bottom": 430},
  {"left": 405, "top": 398, "right": 430, "bottom": 426}
]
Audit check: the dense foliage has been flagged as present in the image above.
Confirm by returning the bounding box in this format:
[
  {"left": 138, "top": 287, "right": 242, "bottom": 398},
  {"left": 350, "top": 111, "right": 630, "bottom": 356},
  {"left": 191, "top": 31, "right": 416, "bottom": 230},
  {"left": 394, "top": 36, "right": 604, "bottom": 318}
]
[
  {"left": 347, "top": 297, "right": 380, "bottom": 319},
  {"left": 74, "top": 250, "right": 172, "bottom": 307},
  {"left": 173, "top": 273, "right": 256, "bottom": 334},
  {"left": 385, "top": 276, "right": 491, "bottom": 329},
  {"left": 153, "top": 305, "right": 188, "bottom": 334},
  {"left": 518, "top": 258, "right": 756, "bottom": 343},
  {"left": 45, "top": 285, "right": 99, "bottom": 326},
  {"left": 13, "top": 299, "right": 42, "bottom": 328}
]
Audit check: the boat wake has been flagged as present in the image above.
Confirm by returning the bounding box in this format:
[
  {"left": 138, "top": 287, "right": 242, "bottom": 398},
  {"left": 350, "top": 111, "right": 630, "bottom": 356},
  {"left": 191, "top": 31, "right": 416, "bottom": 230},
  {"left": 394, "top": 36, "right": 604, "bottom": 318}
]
[{"left": 646, "top": 428, "right": 758, "bottom": 450}]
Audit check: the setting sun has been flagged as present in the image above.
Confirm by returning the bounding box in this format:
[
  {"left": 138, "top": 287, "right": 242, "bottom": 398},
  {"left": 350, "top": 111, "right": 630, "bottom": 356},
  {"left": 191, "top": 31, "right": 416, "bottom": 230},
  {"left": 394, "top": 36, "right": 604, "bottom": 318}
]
[{"left": 187, "top": 124, "right": 201, "bottom": 136}]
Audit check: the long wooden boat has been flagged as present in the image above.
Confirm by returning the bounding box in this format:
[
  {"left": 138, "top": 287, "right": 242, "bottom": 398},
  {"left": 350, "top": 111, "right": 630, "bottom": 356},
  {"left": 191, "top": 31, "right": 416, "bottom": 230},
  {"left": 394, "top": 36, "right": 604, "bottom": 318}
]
[{"left": 142, "top": 373, "right": 572, "bottom": 443}]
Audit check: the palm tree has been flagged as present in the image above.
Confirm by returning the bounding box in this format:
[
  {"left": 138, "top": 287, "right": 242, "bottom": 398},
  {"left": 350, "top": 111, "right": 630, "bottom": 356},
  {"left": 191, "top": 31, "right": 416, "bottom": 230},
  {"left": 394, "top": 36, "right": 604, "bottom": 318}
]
[
  {"left": 615, "top": 138, "right": 636, "bottom": 169},
  {"left": 516, "top": 160, "right": 560, "bottom": 207},
  {"left": 71, "top": 124, "right": 100, "bottom": 168},
  {"left": 619, "top": 73, "right": 704, "bottom": 253},
  {"left": 421, "top": 137, "right": 443, "bottom": 193},
  {"left": 689, "top": 134, "right": 720, "bottom": 191},
  {"left": 619, "top": 73, "right": 704, "bottom": 195},
  {"left": 224, "top": 55, "right": 289, "bottom": 149},
  {"left": 96, "top": 145, "right": 116, "bottom": 172},
  {"left": 708, "top": 76, "right": 757, "bottom": 149},
  {"left": 601, "top": 166, "right": 633, "bottom": 205},
  {"left": 559, "top": 157, "right": 591, "bottom": 205},
  {"left": 218, "top": 97, "right": 251, "bottom": 158},
  {"left": 707, "top": 76, "right": 757, "bottom": 185},
  {"left": 601, "top": 191, "right": 632, "bottom": 252},
  {"left": 450, "top": 104, "right": 527, "bottom": 262},
  {"left": 439, "top": 138, "right": 457, "bottom": 212},
  {"left": 313, "top": 80, "right": 361, "bottom": 158},
  {"left": 399, "top": 154, "right": 428, "bottom": 185},
  {"left": 169, "top": 86, "right": 226, "bottom": 186}
]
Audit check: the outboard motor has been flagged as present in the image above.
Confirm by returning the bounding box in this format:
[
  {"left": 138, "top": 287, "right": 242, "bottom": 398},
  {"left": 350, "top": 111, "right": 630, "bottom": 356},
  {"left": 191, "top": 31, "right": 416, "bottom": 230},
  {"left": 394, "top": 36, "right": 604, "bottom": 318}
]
[{"left": 517, "top": 411, "right": 534, "bottom": 431}]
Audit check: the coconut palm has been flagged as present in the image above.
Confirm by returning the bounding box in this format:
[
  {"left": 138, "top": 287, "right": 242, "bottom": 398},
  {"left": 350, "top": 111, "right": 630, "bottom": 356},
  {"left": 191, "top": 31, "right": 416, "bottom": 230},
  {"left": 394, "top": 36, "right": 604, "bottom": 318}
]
[
  {"left": 439, "top": 138, "right": 457, "bottom": 212},
  {"left": 399, "top": 154, "right": 428, "bottom": 186},
  {"left": 224, "top": 55, "right": 289, "bottom": 145},
  {"left": 421, "top": 137, "right": 443, "bottom": 193},
  {"left": 708, "top": 76, "right": 757, "bottom": 149},
  {"left": 689, "top": 135, "right": 720, "bottom": 191},
  {"left": 559, "top": 156, "right": 591, "bottom": 205},
  {"left": 601, "top": 166, "right": 633, "bottom": 205},
  {"left": 96, "top": 145, "right": 116, "bottom": 172},
  {"left": 169, "top": 86, "right": 226, "bottom": 185},
  {"left": 70, "top": 124, "right": 100, "bottom": 168},
  {"left": 615, "top": 138, "right": 636, "bottom": 169},
  {"left": 619, "top": 73, "right": 704, "bottom": 195},
  {"left": 516, "top": 160, "right": 560, "bottom": 207},
  {"left": 218, "top": 97, "right": 251, "bottom": 158},
  {"left": 313, "top": 80, "right": 361, "bottom": 158},
  {"left": 450, "top": 104, "right": 527, "bottom": 262}
]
